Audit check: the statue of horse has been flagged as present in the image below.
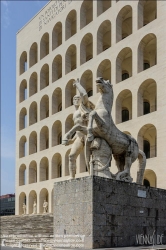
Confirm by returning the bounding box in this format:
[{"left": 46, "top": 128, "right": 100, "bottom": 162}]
[{"left": 62, "top": 77, "right": 146, "bottom": 184}]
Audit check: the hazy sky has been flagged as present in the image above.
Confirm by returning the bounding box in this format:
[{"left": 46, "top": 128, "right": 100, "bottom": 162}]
[{"left": 1, "top": 0, "right": 49, "bottom": 195}]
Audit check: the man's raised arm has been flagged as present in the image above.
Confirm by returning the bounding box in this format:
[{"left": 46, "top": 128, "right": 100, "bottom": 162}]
[{"left": 73, "top": 78, "right": 88, "bottom": 105}]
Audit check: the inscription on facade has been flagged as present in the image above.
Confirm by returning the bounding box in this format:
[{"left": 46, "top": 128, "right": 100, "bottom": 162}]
[{"left": 39, "top": 0, "right": 73, "bottom": 31}]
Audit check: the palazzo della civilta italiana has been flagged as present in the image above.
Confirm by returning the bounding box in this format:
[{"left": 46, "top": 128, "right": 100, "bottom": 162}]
[{"left": 16, "top": 0, "right": 166, "bottom": 215}]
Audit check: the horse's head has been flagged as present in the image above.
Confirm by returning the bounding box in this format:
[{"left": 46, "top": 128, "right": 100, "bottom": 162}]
[{"left": 96, "top": 77, "right": 113, "bottom": 94}]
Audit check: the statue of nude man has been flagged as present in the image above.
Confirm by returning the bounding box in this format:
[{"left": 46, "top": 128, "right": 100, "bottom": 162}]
[{"left": 62, "top": 79, "right": 94, "bottom": 179}]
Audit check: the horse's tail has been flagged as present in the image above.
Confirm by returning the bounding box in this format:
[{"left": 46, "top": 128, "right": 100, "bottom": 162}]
[{"left": 136, "top": 149, "right": 146, "bottom": 185}]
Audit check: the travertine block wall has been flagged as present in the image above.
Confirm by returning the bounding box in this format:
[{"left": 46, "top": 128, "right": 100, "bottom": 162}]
[{"left": 16, "top": 0, "right": 166, "bottom": 215}]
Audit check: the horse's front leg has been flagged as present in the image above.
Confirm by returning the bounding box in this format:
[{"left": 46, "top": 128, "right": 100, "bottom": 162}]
[{"left": 62, "top": 125, "right": 87, "bottom": 145}]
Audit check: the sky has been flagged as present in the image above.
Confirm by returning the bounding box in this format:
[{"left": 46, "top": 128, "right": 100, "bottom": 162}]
[{"left": 1, "top": 0, "right": 49, "bottom": 195}]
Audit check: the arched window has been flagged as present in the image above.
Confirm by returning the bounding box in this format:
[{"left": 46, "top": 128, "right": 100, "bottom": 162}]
[
  {"left": 40, "top": 64, "right": 49, "bottom": 90},
  {"left": 97, "top": 20, "right": 111, "bottom": 54},
  {"left": 20, "top": 51, "right": 27, "bottom": 75},
  {"left": 137, "top": 79, "right": 157, "bottom": 117},
  {"left": 143, "top": 179, "right": 150, "bottom": 187},
  {"left": 65, "top": 10, "right": 77, "bottom": 40},
  {"left": 52, "top": 55, "right": 62, "bottom": 82},
  {"left": 52, "top": 121, "right": 62, "bottom": 147},
  {"left": 19, "top": 164, "right": 26, "bottom": 186},
  {"left": 143, "top": 101, "right": 150, "bottom": 115},
  {"left": 52, "top": 22, "right": 62, "bottom": 50},
  {"left": 40, "top": 126, "right": 49, "bottom": 151},
  {"left": 19, "top": 136, "right": 27, "bottom": 158},
  {"left": 122, "top": 109, "right": 129, "bottom": 122},
  {"left": 138, "top": 124, "right": 157, "bottom": 158},
  {"left": 138, "top": 33, "right": 157, "bottom": 73},
  {"left": 116, "top": 47, "right": 132, "bottom": 83},
  {"left": 116, "top": 90, "right": 132, "bottom": 124},
  {"left": 80, "top": 33, "right": 93, "bottom": 65},
  {"left": 40, "top": 33, "right": 49, "bottom": 59},
  {"left": 29, "top": 161, "right": 37, "bottom": 184},
  {"left": 40, "top": 95, "right": 49, "bottom": 120},
  {"left": 19, "top": 80, "right": 27, "bottom": 102},
  {"left": 29, "top": 131, "right": 37, "bottom": 155},
  {"left": 29, "top": 43, "right": 37, "bottom": 68},
  {"left": 29, "top": 102, "right": 37, "bottom": 125},
  {"left": 65, "top": 45, "right": 77, "bottom": 74},
  {"left": 51, "top": 153, "right": 62, "bottom": 179},
  {"left": 80, "top": 0, "right": 93, "bottom": 29},
  {"left": 116, "top": 6, "right": 132, "bottom": 42},
  {"left": 19, "top": 108, "right": 27, "bottom": 130},
  {"left": 40, "top": 158, "right": 49, "bottom": 181},
  {"left": 52, "top": 88, "right": 62, "bottom": 114},
  {"left": 29, "top": 72, "right": 37, "bottom": 97},
  {"left": 143, "top": 140, "right": 150, "bottom": 159}
]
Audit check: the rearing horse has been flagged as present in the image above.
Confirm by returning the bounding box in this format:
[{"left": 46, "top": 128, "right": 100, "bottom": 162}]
[{"left": 63, "top": 77, "right": 146, "bottom": 184}]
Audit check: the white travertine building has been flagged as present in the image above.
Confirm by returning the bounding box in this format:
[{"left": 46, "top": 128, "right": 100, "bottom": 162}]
[{"left": 16, "top": 0, "right": 166, "bottom": 215}]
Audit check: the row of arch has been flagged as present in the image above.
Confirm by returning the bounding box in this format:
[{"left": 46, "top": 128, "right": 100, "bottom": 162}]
[
  {"left": 19, "top": 188, "right": 52, "bottom": 215},
  {"left": 18, "top": 168, "right": 157, "bottom": 215},
  {"left": 19, "top": 78, "right": 157, "bottom": 132},
  {"left": 116, "top": 78, "right": 157, "bottom": 124},
  {"left": 19, "top": 68, "right": 93, "bottom": 103},
  {"left": 19, "top": 116, "right": 73, "bottom": 157},
  {"left": 19, "top": 0, "right": 157, "bottom": 74},
  {"left": 19, "top": 32, "right": 157, "bottom": 103},
  {"left": 19, "top": 123, "right": 157, "bottom": 161},
  {"left": 19, "top": 151, "right": 72, "bottom": 186}
]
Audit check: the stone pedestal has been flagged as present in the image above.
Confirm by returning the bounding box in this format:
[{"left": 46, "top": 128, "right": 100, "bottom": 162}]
[{"left": 53, "top": 176, "right": 166, "bottom": 248}]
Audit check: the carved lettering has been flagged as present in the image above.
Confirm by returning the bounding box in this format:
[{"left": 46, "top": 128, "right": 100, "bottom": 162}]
[{"left": 39, "top": 0, "right": 72, "bottom": 31}]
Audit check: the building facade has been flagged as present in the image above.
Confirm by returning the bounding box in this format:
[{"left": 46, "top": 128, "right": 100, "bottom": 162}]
[
  {"left": 16, "top": 0, "right": 166, "bottom": 215},
  {"left": 0, "top": 194, "right": 15, "bottom": 216}
]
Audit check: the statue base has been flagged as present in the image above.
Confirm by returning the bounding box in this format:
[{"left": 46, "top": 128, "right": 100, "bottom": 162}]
[{"left": 53, "top": 176, "right": 166, "bottom": 248}]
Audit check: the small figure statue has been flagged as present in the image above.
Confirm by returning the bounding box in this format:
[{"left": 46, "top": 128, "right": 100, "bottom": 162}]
[
  {"left": 43, "top": 200, "right": 48, "bottom": 213},
  {"left": 32, "top": 200, "right": 37, "bottom": 214},
  {"left": 2, "top": 239, "right": 6, "bottom": 246},
  {"left": 22, "top": 203, "right": 26, "bottom": 215},
  {"left": 18, "top": 241, "right": 23, "bottom": 248}
]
